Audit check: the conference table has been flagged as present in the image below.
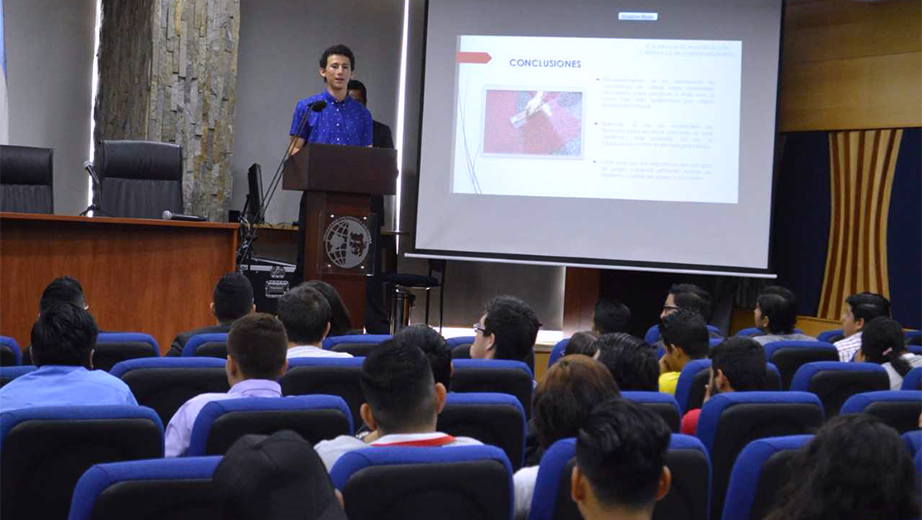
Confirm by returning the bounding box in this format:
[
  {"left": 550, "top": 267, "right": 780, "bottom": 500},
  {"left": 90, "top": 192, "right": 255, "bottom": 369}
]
[{"left": 0, "top": 212, "right": 238, "bottom": 355}]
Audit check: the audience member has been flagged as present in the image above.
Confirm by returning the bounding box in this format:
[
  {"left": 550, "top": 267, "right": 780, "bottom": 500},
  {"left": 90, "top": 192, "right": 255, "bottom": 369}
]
[
  {"left": 277, "top": 284, "right": 351, "bottom": 359},
  {"left": 595, "top": 333, "right": 659, "bottom": 392},
  {"left": 592, "top": 297, "right": 631, "bottom": 335},
  {"left": 394, "top": 324, "right": 452, "bottom": 390},
  {"left": 834, "top": 291, "right": 891, "bottom": 362},
  {"left": 681, "top": 337, "right": 766, "bottom": 435},
  {"left": 23, "top": 276, "right": 89, "bottom": 364},
  {"left": 314, "top": 342, "right": 480, "bottom": 471},
  {"left": 570, "top": 399, "right": 672, "bottom": 520},
  {"left": 751, "top": 289, "right": 816, "bottom": 346},
  {"left": 515, "top": 356, "right": 620, "bottom": 519},
  {"left": 765, "top": 414, "right": 920, "bottom": 520},
  {"left": 470, "top": 295, "right": 541, "bottom": 368},
  {"left": 0, "top": 303, "right": 137, "bottom": 410},
  {"left": 165, "top": 273, "right": 255, "bottom": 357},
  {"left": 657, "top": 309, "right": 710, "bottom": 394},
  {"left": 213, "top": 430, "right": 348, "bottom": 520},
  {"left": 857, "top": 317, "right": 922, "bottom": 390},
  {"left": 164, "top": 313, "right": 289, "bottom": 457},
  {"left": 304, "top": 280, "right": 356, "bottom": 337},
  {"left": 564, "top": 331, "right": 599, "bottom": 357},
  {"left": 660, "top": 283, "right": 713, "bottom": 322}
]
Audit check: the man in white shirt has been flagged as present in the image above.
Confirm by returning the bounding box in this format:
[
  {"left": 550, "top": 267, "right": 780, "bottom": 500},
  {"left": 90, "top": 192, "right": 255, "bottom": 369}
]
[
  {"left": 164, "top": 313, "right": 289, "bottom": 457},
  {"left": 314, "top": 341, "right": 480, "bottom": 470},
  {"left": 834, "top": 292, "right": 891, "bottom": 362},
  {"left": 277, "top": 284, "right": 352, "bottom": 359}
]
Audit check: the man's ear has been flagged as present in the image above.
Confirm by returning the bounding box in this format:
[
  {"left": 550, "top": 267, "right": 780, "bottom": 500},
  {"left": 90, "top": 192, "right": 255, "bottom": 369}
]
[
  {"left": 277, "top": 359, "right": 289, "bottom": 379},
  {"left": 226, "top": 354, "right": 240, "bottom": 377},
  {"left": 86, "top": 348, "right": 95, "bottom": 370},
  {"left": 250, "top": 303, "right": 256, "bottom": 314},
  {"left": 855, "top": 317, "right": 866, "bottom": 331},
  {"left": 210, "top": 302, "right": 216, "bottom": 317},
  {"left": 655, "top": 466, "right": 672, "bottom": 501},
  {"left": 715, "top": 368, "right": 732, "bottom": 392},
  {"left": 360, "top": 403, "right": 377, "bottom": 431},
  {"left": 570, "top": 465, "right": 587, "bottom": 503},
  {"left": 484, "top": 334, "right": 496, "bottom": 357},
  {"left": 322, "top": 322, "right": 332, "bottom": 340},
  {"left": 434, "top": 383, "right": 448, "bottom": 414}
]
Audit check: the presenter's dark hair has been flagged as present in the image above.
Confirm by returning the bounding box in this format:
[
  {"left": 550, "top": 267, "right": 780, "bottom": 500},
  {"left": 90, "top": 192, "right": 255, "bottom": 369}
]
[
  {"left": 593, "top": 297, "right": 631, "bottom": 334},
  {"left": 565, "top": 331, "right": 599, "bottom": 357},
  {"left": 394, "top": 324, "right": 452, "bottom": 389},
  {"left": 360, "top": 342, "right": 437, "bottom": 432},
  {"left": 483, "top": 295, "right": 541, "bottom": 363},
  {"left": 213, "top": 273, "right": 254, "bottom": 324},
  {"left": 659, "top": 309, "right": 709, "bottom": 359},
  {"left": 861, "top": 317, "right": 911, "bottom": 377},
  {"left": 347, "top": 80, "right": 367, "bottom": 104},
  {"left": 669, "top": 283, "right": 712, "bottom": 321},
  {"left": 710, "top": 337, "right": 766, "bottom": 391},
  {"left": 595, "top": 333, "right": 659, "bottom": 391},
  {"left": 39, "top": 276, "right": 85, "bottom": 312},
  {"left": 319, "top": 44, "right": 355, "bottom": 69},
  {"left": 845, "top": 292, "right": 891, "bottom": 322},
  {"left": 226, "top": 313, "right": 288, "bottom": 380},
  {"left": 304, "top": 280, "right": 352, "bottom": 337},
  {"left": 31, "top": 303, "right": 98, "bottom": 367},
  {"left": 277, "top": 285, "right": 331, "bottom": 346},
  {"left": 766, "top": 414, "right": 920, "bottom": 520},
  {"left": 576, "top": 399, "right": 670, "bottom": 509}
]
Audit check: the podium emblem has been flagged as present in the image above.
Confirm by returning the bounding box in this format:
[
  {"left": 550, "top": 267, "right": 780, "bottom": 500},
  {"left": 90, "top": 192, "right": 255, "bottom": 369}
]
[{"left": 322, "top": 216, "right": 372, "bottom": 269}]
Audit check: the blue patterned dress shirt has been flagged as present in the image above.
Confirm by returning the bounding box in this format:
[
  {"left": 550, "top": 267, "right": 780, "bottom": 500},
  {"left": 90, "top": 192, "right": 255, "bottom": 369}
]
[{"left": 289, "top": 89, "right": 373, "bottom": 146}]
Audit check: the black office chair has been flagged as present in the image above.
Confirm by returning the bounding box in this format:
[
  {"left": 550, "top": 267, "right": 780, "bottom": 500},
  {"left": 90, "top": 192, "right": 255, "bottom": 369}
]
[
  {"left": 92, "top": 140, "right": 183, "bottom": 218},
  {"left": 0, "top": 145, "right": 54, "bottom": 213},
  {"left": 384, "top": 259, "right": 445, "bottom": 332}
]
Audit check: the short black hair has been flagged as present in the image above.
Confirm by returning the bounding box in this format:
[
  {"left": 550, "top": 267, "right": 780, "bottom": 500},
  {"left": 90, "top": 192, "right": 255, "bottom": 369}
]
[
  {"left": 277, "top": 285, "right": 331, "bottom": 346},
  {"left": 346, "top": 79, "right": 367, "bottom": 104},
  {"left": 595, "top": 333, "right": 659, "bottom": 391},
  {"left": 760, "top": 285, "right": 798, "bottom": 311},
  {"left": 394, "top": 324, "right": 452, "bottom": 390},
  {"left": 39, "top": 276, "right": 85, "bottom": 312},
  {"left": 31, "top": 303, "right": 98, "bottom": 367},
  {"left": 757, "top": 292, "right": 798, "bottom": 335},
  {"left": 564, "top": 331, "right": 599, "bottom": 357},
  {"left": 226, "top": 313, "right": 289, "bottom": 380},
  {"left": 213, "top": 273, "right": 254, "bottom": 324},
  {"left": 710, "top": 337, "right": 766, "bottom": 391},
  {"left": 360, "top": 342, "right": 437, "bottom": 432},
  {"left": 319, "top": 44, "right": 355, "bottom": 70},
  {"left": 593, "top": 298, "right": 631, "bottom": 334},
  {"left": 669, "top": 284, "right": 712, "bottom": 321},
  {"left": 659, "top": 309, "right": 709, "bottom": 359},
  {"left": 483, "top": 295, "right": 541, "bottom": 363},
  {"left": 861, "top": 317, "right": 911, "bottom": 377},
  {"left": 845, "top": 292, "right": 891, "bottom": 323},
  {"left": 304, "top": 280, "right": 353, "bottom": 337},
  {"left": 576, "top": 399, "right": 670, "bottom": 510}
]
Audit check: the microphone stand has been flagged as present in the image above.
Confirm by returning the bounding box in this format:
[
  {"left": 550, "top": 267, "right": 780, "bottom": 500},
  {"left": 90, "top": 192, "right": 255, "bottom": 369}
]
[{"left": 79, "top": 162, "right": 111, "bottom": 217}]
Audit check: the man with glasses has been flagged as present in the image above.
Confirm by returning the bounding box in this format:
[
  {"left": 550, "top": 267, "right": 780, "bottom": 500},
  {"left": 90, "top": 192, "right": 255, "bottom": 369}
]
[
  {"left": 653, "top": 284, "right": 720, "bottom": 350},
  {"left": 470, "top": 295, "right": 541, "bottom": 370}
]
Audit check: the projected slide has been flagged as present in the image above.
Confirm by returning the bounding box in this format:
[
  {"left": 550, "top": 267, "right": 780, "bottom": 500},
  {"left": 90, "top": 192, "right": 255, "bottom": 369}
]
[{"left": 452, "top": 35, "right": 742, "bottom": 204}]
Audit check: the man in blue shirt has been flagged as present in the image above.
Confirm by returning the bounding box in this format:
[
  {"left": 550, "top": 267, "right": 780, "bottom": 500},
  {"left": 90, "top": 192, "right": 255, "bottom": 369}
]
[{"left": 0, "top": 303, "right": 137, "bottom": 411}]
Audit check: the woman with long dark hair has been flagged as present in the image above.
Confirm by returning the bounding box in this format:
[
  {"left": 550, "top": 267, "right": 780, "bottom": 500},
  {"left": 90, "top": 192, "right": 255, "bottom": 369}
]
[{"left": 857, "top": 316, "right": 922, "bottom": 390}]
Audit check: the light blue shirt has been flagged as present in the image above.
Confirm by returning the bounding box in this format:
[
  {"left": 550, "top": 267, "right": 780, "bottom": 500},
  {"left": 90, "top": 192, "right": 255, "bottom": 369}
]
[{"left": 0, "top": 365, "right": 138, "bottom": 411}]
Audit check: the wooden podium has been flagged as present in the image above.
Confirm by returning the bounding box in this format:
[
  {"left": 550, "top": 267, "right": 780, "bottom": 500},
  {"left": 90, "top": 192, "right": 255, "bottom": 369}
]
[{"left": 283, "top": 144, "right": 397, "bottom": 330}]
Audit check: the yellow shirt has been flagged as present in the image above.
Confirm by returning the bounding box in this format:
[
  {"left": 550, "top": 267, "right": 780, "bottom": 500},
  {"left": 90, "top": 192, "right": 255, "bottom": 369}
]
[{"left": 659, "top": 371, "right": 680, "bottom": 395}]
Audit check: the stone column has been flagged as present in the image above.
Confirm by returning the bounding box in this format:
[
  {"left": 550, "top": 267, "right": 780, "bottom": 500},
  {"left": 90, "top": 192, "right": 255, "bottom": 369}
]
[{"left": 95, "top": 0, "right": 240, "bottom": 221}]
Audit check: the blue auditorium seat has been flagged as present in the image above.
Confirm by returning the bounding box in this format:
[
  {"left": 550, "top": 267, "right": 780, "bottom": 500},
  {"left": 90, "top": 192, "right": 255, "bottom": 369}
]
[
  {"left": 280, "top": 357, "right": 366, "bottom": 427},
  {"left": 186, "top": 395, "right": 353, "bottom": 456},
  {"left": 902, "top": 366, "right": 922, "bottom": 390},
  {"left": 622, "top": 391, "right": 681, "bottom": 432},
  {"left": 721, "top": 435, "right": 811, "bottom": 520},
  {"left": 93, "top": 332, "right": 159, "bottom": 372},
  {"left": 789, "top": 361, "right": 890, "bottom": 416},
  {"left": 840, "top": 390, "right": 922, "bottom": 434},
  {"left": 447, "top": 336, "right": 475, "bottom": 359},
  {"left": 438, "top": 392, "right": 526, "bottom": 470},
  {"left": 0, "top": 365, "right": 37, "bottom": 388},
  {"left": 548, "top": 338, "right": 569, "bottom": 368},
  {"left": 903, "top": 430, "right": 921, "bottom": 460},
  {"left": 817, "top": 329, "right": 844, "bottom": 343},
  {"left": 451, "top": 359, "right": 534, "bottom": 419},
  {"left": 68, "top": 456, "right": 223, "bottom": 520},
  {"left": 322, "top": 334, "right": 391, "bottom": 356},
  {"left": 674, "top": 360, "right": 781, "bottom": 415},
  {"left": 762, "top": 340, "right": 839, "bottom": 389},
  {"left": 181, "top": 333, "right": 228, "bottom": 358},
  {"left": 330, "top": 445, "right": 513, "bottom": 520},
  {"left": 0, "top": 336, "right": 22, "bottom": 366}
]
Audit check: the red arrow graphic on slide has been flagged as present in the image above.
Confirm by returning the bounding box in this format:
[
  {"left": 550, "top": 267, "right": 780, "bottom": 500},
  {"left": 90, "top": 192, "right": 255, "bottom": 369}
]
[{"left": 457, "top": 52, "right": 492, "bottom": 64}]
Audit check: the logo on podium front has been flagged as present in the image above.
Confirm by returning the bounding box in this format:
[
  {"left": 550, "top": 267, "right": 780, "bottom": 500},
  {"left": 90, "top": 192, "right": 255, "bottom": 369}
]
[{"left": 323, "top": 216, "right": 372, "bottom": 269}]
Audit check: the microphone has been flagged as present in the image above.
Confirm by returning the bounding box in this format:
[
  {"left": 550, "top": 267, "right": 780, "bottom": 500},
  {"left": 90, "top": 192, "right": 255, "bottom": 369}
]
[
  {"left": 162, "top": 210, "right": 206, "bottom": 222},
  {"left": 309, "top": 100, "right": 327, "bottom": 112}
]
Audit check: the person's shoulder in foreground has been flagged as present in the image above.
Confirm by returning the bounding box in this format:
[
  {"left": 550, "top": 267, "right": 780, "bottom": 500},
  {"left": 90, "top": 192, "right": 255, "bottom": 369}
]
[{"left": 1, "top": 302, "right": 136, "bottom": 411}]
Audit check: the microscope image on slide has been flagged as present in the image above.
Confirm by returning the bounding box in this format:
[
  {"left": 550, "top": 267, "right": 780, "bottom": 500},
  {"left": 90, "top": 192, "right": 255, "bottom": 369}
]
[{"left": 482, "top": 89, "right": 583, "bottom": 157}]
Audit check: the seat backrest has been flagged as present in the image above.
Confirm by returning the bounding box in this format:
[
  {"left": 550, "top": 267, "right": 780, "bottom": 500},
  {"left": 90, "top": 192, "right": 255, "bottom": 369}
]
[
  {"left": 182, "top": 333, "right": 229, "bottom": 358},
  {"left": 840, "top": 390, "right": 922, "bottom": 434},
  {"left": 437, "top": 392, "right": 526, "bottom": 471},
  {"left": 68, "top": 456, "right": 223, "bottom": 520},
  {"left": 451, "top": 344, "right": 471, "bottom": 359},
  {"left": 621, "top": 391, "right": 681, "bottom": 433},
  {"left": 763, "top": 341, "right": 839, "bottom": 389},
  {"left": 816, "top": 329, "right": 844, "bottom": 343},
  {"left": 548, "top": 338, "right": 570, "bottom": 368},
  {"left": 96, "top": 140, "right": 183, "bottom": 219},
  {"left": 790, "top": 361, "right": 890, "bottom": 416},
  {"left": 330, "top": 445, "right": 513, "bottom": 520},
  {"left": 735, "top": 327, "right": 762, "bottom": 337},
  {"left": 94, "top": 333, "right": 160, "bottom": 372},
  {"left": 528, "top": 435, "right": 710, "bottom": 520},
  {"left": 0, "top": 336, "right": 23, "bottom": 366},
  {"left": 110, "top": 357, "right": 230, "bottom": 426},
  {"left": 451, "top": 359, "right": 534, "bottom": 419},
  {"left": 0, "top": 405, "right": 164, "bottom": 520},
  {"left": 695, "top": 391, "right": 824, "bottom": 520},
  {"left": 447, "top": 336, "right": 475, "bottom": 350},
  {"left": 330, "top": 342, "right": 386, "bottom": 357},
  {"left": 902, "top": 366, "right": 922, "bottom": 390},
  {"left": 0, "top": 365, "right": 37, "bottom": 388},
  {"left": 675, "top": 360, "right": 781, "bottom": 415},
  {"left": 280, "top": 357, "right": 366, "bottom": 427},
  {"left": 721, "top": 435, "right": 811, "bottom": 520},
  {"left": 902, "top": 430, "right": 922, "bottom": 459},
  {"left": 322, "top": 334, "right": 391, "bottom": 352},
  {"left": 0, "top": 145, "right": 54, "bottom": 214}
]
